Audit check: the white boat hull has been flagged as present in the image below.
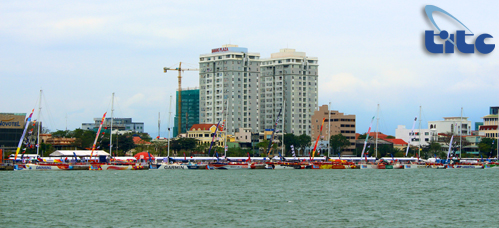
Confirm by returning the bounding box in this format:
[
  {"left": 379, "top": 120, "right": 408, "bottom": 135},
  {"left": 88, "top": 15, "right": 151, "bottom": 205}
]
[
  {"left": 155, "top": 164, "right": 188, "bottom": 170},
  {"left": 16, "top": 164, "right": 71, "bottom": 171}
]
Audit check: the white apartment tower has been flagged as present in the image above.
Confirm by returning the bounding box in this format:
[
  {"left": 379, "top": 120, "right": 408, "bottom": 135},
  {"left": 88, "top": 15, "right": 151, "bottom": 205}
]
[
  {"left": 199, "top": 45, "right": 261, "bottom": 135},
  {"left": 259, "top": 49, "right": 319, "bottom": 135}
]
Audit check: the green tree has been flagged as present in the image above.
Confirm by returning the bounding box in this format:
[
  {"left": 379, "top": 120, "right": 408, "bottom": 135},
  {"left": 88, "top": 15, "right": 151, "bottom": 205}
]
[
  {"left": 170, "top": 138, "right": 199, "bottom": 155},
  {"left": 283, "top": 133, "right": 298, "bottom": 156},
  {"left": 479, "top": 138, "right": 496, "bottom": 158},
  {"left": 194, "top": 142, "right": 210, "bottom": 155},
  {"left": 297, "top": 134, "right": 311, "bottom": 155},
  {"left": 69, "top": 129, "right": 96, "bottom": 149},
  {"left": 329, "top": 134, "right": 350, "bottom": 155},
  {"left": 51, "top": 130, "right": 70, "bottom": 138},
  {"left": 358, "top": 134, "right": 367, "bottom": 140},
  {"left": 257, "top": 139, "right": 270, "bottom": 156}
]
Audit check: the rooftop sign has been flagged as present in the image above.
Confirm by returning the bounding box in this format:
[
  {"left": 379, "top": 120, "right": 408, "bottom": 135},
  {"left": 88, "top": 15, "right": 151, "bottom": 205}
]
[
  {"left": 0, "top": 114, "right": 26, "bottom": 129},
  {"left": 211, "top": 47, "right": 248, "bottom": 54}
]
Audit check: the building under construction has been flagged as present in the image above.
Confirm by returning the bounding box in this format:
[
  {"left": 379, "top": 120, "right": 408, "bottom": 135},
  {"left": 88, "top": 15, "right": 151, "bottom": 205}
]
[{"left": 173, "top": 88, "right": 199, "bottom": 137}]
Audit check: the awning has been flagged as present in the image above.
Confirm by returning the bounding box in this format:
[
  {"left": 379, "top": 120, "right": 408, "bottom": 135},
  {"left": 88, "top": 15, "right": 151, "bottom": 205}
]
[{"left": 49, "top": 150, "right": 110, "bottom": 157}]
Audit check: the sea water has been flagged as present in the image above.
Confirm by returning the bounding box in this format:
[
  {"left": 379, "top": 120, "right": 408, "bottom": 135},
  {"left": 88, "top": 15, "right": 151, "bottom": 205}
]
[{"left": 1, "top": 169, "right": 497, "bottom": 227}]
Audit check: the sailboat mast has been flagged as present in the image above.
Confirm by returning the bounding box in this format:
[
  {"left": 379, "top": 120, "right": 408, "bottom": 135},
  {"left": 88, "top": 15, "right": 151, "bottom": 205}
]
[
  {"left": 36, "top": 90, "right": 42, "bottom": 156},
  {"left": 158, "top": 112, "right": 160, "bottom": 139},
  {"left": 375, "top": 104, "right": 379, "bottom": 158},
  {"left": 281, "top": 100, "right": 285, "bottom": 158},
  {"left": 168, "top": 95, "right": 172, "bottom": 158},
  {"left": 224, "top": 98, "right": 228, "bottom": 157},
  {"left": 110, "top": 93, "right": 114, "bottom": 157},
  {"left": 418, "top": 106, "right": 422, "bottom": 158},
  {"left": 460, "top": 107, "right": 463, "bottom": 159},
  {"left": 328, "top": 102, "right": 331, "bottom": 158}
]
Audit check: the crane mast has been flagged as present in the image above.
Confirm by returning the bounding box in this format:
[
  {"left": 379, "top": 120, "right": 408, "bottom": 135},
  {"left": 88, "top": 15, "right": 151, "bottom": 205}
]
[{"left": 163, "top": 62, "right": 198, "bottom": 136}]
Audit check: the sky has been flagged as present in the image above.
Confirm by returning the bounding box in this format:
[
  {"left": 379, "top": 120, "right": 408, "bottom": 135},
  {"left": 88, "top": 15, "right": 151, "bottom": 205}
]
[{"left": 1, "top": 0, "right": 498, "bottom": 137}]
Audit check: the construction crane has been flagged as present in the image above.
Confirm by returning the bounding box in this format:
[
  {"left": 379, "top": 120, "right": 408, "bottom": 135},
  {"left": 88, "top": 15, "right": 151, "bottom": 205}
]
[{"left": 163, "top": 62, "right": 198, "bottom": 136}]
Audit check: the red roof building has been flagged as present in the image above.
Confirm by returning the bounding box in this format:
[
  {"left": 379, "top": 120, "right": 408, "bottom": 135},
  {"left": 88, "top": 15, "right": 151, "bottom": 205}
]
[
  {"left": 189, "top": 124, "right": 223, "bottom": 132},
  {"left": 133, "top": 136, "right": 152, "bottom": 145}
]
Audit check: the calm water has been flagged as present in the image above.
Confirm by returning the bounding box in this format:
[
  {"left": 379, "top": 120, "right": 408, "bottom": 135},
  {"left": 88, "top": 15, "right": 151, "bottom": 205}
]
[{"left": 1, "top": 169, "right": 497, "bottom": 227}]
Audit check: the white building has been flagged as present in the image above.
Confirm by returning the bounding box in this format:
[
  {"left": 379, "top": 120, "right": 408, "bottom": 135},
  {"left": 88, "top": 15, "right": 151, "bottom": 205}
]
[
  {"left": 395, "top": 125, "right": 433, "bottom": 147},
  {"left": 199, "top": 45, "right": 260, "bottom": 135},
  {"left": 259, "top": 48, "right": 318, "bottom": 135},
  {"left": 428, "top": 117, "right": 472, "bottom": 136},
  {"left": 82, "top": 118, "right": 144, "bottom": 133}
]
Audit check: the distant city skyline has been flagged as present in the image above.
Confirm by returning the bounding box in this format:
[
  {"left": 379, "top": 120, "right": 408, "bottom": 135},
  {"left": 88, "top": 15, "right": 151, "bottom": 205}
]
[{"left": 1, "top": 1, "right": 497, "bottom": 137}]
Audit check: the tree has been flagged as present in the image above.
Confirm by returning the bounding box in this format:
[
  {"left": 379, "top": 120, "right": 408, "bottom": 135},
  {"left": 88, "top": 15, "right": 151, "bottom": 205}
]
[
  {"left": 283, "top": 133, "right": 298, "bottom": 156},
  {"left": 51, "top": 130, "right": 70, "bottom": 138},
  {"left": 257, "top": 140, "right": 270, "bottom": 156},
  {"left": 70, "top": 129, "right": 97, "bottom": 149},
  {"left": 170, "top": 138, "right": 198, "bottom": 155},
  {"left": 426, "top": 142, "right": 442, "bottom": 159},
  {"left": 194, "top": 142, "right": 210, "bottom": 155},
  {"left": 297, "top": 134, "right": 311, "bottom": 156},
  {"left": 329, "top": 134, "right": 350, "bottom": 155},
  {"left": 479, "top": 138, "right": 496, "bottom": 158}
]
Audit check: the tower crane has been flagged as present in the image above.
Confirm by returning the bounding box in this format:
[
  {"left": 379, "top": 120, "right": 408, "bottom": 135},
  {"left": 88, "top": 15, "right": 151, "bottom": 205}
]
[{"left": 163, "top": 62, "right": 199, "bottom": 136}]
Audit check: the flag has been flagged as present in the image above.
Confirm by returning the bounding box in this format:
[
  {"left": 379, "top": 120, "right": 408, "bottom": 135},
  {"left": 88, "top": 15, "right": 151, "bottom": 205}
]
[
  {"left": 207, "top": 121, "right": 222, "bottom": 157},
  {"left": 148, "top": 152, "right": 152, "bottom": 163},
  {"left": 37, "top": 157, "right": 43, "bottom": 162},
  {"left": 246, "top": 152, "right": 251, "bottom": 162},
  {"left": 360, "top": 116, "right": 375, "bottom": 158},
  {"left": 15, "top": 109, "right": 34, "bottom": 161},
  {"left": 184, "top": 152, "right": 186, "bottom": 161},
  {"left": 266, "top": 109, "right": 282, "bottom": 155},
  {"left": 290, "top": 145, "right": 296, "bottom": 159}
]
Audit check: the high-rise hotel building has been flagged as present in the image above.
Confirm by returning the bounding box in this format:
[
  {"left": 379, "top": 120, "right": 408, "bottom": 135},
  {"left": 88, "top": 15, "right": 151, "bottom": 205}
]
[
  {"left": 199, "top": 45, "right": 261, "bottom": 135},
  {"left": 260, "top": 49, "right": 318, "bottom": 135},
  {"left": 199, "top": 46, "right": 318, "bottom": 136}
]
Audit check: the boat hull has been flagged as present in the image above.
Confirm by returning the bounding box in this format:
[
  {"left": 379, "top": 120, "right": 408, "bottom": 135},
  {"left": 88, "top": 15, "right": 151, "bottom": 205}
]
[{"left": 17, "top": 164, "right": 71, "bottom": 171}]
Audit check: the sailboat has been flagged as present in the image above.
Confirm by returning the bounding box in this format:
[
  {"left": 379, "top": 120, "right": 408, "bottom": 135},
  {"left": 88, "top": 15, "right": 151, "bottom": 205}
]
[{"left": 16, "top": 91, "right": 74, "bottom": 171}]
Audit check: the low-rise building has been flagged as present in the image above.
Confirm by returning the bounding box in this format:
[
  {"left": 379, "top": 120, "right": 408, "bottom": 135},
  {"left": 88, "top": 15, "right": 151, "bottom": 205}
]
[
  {"left": 479, "top": 106, "right": 498, "bottom": 139},
  {"left": 428, "top": 117, "right": 472, "bottom": 136},
  {"left": 186, "top": 124, "right": 225, "bottom": 148},
  {"left": 311, "top": 105, "right": 356, "bottom": 155},
  {"left": 395, "top": 125, "right": 433, "bottom": 147},
  {"left": 82, "top": 117, "right": 144, "bottom": 133}
]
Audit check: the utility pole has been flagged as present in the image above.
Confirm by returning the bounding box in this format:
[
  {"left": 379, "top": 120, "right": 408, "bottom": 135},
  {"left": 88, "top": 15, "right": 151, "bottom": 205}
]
[{"left": 163, "top": 62, "right": 198, "bottom": 136}]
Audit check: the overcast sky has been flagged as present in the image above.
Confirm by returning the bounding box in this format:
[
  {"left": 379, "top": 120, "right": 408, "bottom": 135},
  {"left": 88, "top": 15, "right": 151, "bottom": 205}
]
[{"left": 1, "top": 0, "right": 498, "bottom": 137}]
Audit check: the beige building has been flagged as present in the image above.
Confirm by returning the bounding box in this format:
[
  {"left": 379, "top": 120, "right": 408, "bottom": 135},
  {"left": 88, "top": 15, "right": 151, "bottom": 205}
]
[
  {"left": 479, "top": 114, "right": 498, "bottom": 139},
  {"left": 311, "top": 105, "right": 356, "bottom": 155},
  {"left": 187, "top": 124, "right": 225, "bottom": 147}
]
